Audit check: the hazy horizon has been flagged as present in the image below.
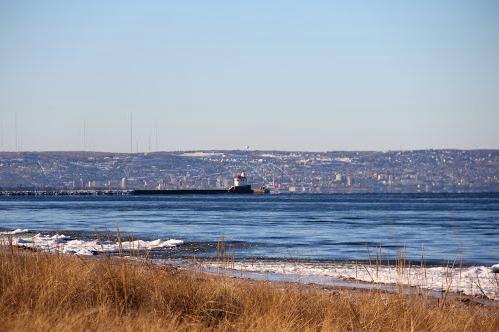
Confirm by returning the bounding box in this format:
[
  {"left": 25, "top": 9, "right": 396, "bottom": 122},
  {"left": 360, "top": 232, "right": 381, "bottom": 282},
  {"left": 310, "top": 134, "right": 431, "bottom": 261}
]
[
  {"left": 1, "top": 1, "right": 499, "bottom": 152},
  {"left": 1, "top": 147, "right": 498, "bottom": 154}
]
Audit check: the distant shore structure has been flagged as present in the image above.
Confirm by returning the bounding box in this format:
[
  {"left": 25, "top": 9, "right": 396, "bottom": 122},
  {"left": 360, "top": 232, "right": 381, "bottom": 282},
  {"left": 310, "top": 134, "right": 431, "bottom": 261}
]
[
  {"left": 0, "top": 170, "right": 270, "bottom": 196},
  {"left": 234, "top": 172, "right": 247, "bottom": 187},
  {"left": 120, "top": 178, "right": 127, "bottom": 189},
  {"left": 132, "top": 171, "right": 269, "bottom": 195}
]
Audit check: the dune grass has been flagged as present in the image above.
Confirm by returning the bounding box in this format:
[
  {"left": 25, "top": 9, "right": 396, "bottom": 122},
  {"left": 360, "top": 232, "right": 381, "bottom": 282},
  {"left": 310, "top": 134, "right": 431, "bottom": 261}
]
[{"left": 0, "top": 247, "right": 498, "bottom": 331}]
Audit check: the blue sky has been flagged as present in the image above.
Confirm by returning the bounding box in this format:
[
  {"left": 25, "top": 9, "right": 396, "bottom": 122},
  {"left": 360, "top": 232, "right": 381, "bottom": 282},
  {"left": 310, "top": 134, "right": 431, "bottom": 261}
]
[{"left": 1, "top": 0, "right": 498, "bottom": 152}]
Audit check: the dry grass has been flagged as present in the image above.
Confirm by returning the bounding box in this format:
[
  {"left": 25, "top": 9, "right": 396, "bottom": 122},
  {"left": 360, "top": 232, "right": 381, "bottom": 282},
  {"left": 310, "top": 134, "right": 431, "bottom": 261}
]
[{"left": 0, "top": 248, "right": 498, "bottom": 331}]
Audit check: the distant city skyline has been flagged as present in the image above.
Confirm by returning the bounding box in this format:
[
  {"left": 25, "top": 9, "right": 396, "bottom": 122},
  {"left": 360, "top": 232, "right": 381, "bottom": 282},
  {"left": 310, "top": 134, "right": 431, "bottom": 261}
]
[
  {"left": 1, "top": 1, "right": 499, "bottom": 152},
  {"left": 1, "top": 150, "right": 497, "bottom": 193}
]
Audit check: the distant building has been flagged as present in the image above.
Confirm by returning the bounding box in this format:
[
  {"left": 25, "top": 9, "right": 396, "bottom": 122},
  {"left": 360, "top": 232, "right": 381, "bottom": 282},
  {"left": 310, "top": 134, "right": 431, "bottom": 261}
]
[
  {"left": 120, "top": 178, "right": 127, "bottom": 189},
  {"left": 216, "top": 176, "right": 228, "bottom": 189},
  {"left": 346, "top": 176, "right": 352, "bottom": 186},
  {"left": 335, "top": 174, "right": 343, "bottom": 182}
]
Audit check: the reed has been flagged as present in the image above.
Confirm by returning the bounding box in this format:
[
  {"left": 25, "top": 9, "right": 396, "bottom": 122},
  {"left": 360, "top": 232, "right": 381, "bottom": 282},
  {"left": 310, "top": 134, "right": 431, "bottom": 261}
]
[{"left": 1, "top": 246, "right": 498, "bottom": 331}]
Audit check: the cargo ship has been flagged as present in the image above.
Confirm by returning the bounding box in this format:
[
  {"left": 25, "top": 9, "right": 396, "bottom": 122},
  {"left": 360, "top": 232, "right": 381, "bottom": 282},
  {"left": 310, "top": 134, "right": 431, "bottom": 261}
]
[{"left": 131, "top": 172, "right": 269, "bottom": 195}]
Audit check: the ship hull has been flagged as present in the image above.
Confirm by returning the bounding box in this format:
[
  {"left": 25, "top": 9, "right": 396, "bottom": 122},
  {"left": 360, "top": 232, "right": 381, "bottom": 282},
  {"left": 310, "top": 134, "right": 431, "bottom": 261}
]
[
  {"left": 132, "top": 186, "right": 254, "bottom": 195},
  {"left": 132, "top": 189, "right": 229, "bottom": 195}
]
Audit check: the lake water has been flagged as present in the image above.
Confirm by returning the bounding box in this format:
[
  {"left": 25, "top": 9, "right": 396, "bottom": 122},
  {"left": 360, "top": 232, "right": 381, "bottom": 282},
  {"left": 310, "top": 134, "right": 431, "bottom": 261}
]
[{"left": 0, "top": 193, "right": 498, "bottom": 265}]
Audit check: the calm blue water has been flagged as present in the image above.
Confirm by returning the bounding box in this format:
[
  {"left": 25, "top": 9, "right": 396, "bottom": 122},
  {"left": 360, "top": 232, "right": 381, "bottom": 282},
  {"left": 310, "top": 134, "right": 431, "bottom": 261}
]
[{"left": 1, "top": 193, "right": 498, "bottom": 265}]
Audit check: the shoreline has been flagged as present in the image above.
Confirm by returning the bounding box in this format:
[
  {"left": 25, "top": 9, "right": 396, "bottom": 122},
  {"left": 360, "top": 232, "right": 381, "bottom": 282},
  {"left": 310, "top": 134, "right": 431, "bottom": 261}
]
[
  {"left": 165, "top": 258, "right": 499, "bottom": 304},
  {"left": 1, "top": 230, "right": 498, "bottom": 302},
  {"left": 2, "top": 244, "right": 497, "bottom": 307},
  {"left": 1, "top": 228, "right": 495, "bottom": 266}
]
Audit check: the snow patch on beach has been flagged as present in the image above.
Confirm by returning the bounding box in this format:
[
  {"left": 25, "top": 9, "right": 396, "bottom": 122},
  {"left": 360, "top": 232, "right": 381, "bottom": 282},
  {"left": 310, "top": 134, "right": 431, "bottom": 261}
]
[
  {"left": 1, "top": 231, "right": 183, "bottom": 256},
  {"left": 202, "top": 261, "right": 499, "bottom": 300}
]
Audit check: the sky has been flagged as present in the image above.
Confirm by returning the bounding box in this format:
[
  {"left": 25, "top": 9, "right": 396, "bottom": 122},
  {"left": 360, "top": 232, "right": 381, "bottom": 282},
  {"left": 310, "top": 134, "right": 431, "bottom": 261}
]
[{"left": 1, "top": 0, "right": 498, "bottom": 152}]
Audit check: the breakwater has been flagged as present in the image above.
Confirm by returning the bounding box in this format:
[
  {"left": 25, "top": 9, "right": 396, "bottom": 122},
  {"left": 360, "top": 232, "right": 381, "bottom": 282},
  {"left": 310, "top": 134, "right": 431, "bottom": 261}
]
[{"left": 0, "top": 190, "right": 131, "bottom": 196}]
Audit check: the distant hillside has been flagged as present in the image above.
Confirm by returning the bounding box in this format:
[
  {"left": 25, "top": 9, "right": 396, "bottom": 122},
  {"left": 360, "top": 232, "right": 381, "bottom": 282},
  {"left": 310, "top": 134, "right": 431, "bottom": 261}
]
[{"left": 0, "top": 150, "right": 498, "bottom": 193}]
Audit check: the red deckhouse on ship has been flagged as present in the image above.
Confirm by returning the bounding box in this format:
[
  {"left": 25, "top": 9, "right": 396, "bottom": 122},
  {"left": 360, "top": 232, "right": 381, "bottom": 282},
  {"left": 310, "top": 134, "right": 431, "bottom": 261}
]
[
  {"left": 233, "top": 172, "right": 248, "bottom": 187},
  {"left": 229, "top": 172, "right": 252, "bottom": 193}
]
